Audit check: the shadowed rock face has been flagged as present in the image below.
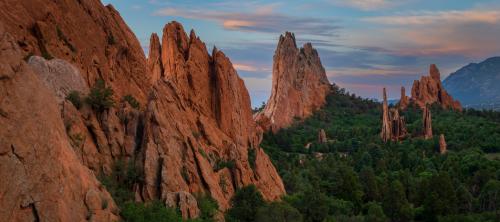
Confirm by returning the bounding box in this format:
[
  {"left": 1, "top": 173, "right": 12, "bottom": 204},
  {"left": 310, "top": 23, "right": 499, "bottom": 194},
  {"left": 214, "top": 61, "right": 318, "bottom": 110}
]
[
  {"left": 255, "top": 32, "right": 331, "bottom": 132},
  {"left": 410, "top": 64, "right": 462, "bottom": 111},
  {"left": 0, "top": 23, "right": 119, "bottom": 222},
  {"left": 0, "top": 0, "right": 285, "bottom": 219}
]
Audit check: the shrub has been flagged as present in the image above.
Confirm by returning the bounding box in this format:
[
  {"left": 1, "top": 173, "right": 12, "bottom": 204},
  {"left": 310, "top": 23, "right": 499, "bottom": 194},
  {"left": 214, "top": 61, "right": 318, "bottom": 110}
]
[
  {"left": 197, "top": 195, "right": 219, "bottom": 222},
  {"left": 214, "top": 159, "right": 236, "bottom": 172},
  {"left": 121, "top": 201, "right": 182, "bottom": 222},
  {"left": 86, "top": 79, "right": 115, "bottom": 112},
  {"left": 123, "top": 94, "right": 140, "bottom": 109},
  {"left": 66, "top": 90, "right": 82, "bottom": 109},
  {"left": 225, "top": 185, "right": 265, "bottom": 222}
]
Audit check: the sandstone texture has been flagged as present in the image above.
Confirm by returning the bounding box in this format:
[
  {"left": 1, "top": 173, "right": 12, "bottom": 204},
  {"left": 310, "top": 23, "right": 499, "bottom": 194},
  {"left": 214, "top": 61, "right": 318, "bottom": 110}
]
[
  {"left": 0, "top": 23, "right": 118, "bottom": 222},
  {"left": 399, "top": 86, "right": 409, "bottom": 109},
  {"left": 0, "top": 0, "right": 285, "bottom": 219},
  {"left": 410, "top": 64, "right": 462, "bottom": 111},
  {"left": 255, "top": 32, "right": 331, "bottom": 132}
]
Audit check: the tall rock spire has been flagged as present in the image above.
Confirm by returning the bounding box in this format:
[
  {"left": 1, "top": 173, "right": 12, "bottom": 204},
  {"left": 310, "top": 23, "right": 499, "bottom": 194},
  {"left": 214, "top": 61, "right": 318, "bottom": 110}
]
[
  {"left": 147, "top": 33, "right": 163, "bottom": 84},
  {"left": 400, "top": 86, "right": 409, "bottom": 109},
  {"left": 381, "top": 88, "right": 392, "bottom": 142},
  {"left": 439, "top": 134, "right": 447, "bottom": 154},
  {"left": 255, "top": 32, "right": 331, "bottom": 132},
  {"left": 423, "top": 105, "right": 433, "bottom": 139}
]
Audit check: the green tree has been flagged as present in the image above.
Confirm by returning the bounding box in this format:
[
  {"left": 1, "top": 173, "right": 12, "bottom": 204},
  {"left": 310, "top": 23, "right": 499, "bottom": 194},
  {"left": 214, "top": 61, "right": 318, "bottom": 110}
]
[
  {"left": 255, "top": 202, "right": 303, "bottom": 222},
  {"left": 86, "top": 79, "right": 115, "bottom": 112},
  {"left": 225, "top": 185, "right": 265, "bottom": 222},
  {"left": 365, "top": 202, "right": 388, "bottom": 222}
]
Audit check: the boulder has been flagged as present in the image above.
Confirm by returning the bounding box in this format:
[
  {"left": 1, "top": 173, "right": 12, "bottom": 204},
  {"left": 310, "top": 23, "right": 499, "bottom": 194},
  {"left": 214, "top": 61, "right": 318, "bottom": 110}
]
[{"left": 318, "top": 129, "right": 327, "bottom": 144}]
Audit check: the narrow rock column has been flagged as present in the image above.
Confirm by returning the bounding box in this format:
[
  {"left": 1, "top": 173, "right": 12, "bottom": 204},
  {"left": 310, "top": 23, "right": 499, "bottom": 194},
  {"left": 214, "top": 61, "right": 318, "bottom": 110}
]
[
  {"left": 423, "top": 105, "right": 433, "bottom": 139},
  {"left": 318, "top": 129, "right": 327, "bottom": 144},
  {"left": 381, "top": 88, "right": 392, "bottom": 142},
  {"left": 439, "top": 134, "right": 447, "bottom": 154},
  {"left": 400, "top": 86, "right": 409, "bottom": 109}
]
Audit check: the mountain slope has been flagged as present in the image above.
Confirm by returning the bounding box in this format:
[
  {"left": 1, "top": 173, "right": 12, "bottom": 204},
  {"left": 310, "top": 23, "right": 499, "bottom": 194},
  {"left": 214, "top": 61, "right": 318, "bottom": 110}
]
[{"left": 443, "top": 57, "right": 500, "bottom": 110}]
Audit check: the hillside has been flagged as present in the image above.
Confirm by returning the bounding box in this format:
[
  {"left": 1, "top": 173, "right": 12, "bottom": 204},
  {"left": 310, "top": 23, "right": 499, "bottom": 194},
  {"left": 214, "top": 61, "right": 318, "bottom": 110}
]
[
  {"left": 258, "top": 85, "right": 500, "bottom": 222},
  {"left": 443, "top": 57, "right": 500, "bottom": 110}
]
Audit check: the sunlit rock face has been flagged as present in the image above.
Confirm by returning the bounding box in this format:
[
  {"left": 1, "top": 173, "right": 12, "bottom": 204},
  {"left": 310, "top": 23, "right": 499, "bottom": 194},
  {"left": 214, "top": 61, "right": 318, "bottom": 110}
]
[{"left": 255, "top": 32, "right": 331, "bottom": 133}]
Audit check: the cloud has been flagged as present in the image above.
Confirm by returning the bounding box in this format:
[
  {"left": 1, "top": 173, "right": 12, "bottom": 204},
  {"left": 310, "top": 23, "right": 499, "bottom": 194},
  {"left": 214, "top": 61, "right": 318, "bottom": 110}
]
[
  {"left": 330, "top": 0, "right": 398, "bottom": 10},
  {"left": 365, "top": 10, "right": 500, "bottom": 25},
  {"left": 355, "top": 9, "right": 500, "bottom": 58},
  {"left": 153, "top": 6, "right": 340, "bottom": 37}
]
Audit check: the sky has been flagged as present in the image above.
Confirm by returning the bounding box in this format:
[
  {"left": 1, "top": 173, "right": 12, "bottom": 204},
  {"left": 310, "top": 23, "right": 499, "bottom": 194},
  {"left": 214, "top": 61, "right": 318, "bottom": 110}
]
[{"left": 102, "top": 0, "right": 500, "bottom": 107}]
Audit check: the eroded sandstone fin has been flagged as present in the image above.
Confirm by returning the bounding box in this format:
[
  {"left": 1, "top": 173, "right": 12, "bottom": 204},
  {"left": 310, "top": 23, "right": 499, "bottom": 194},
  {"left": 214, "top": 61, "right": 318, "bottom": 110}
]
[{"left": 255, "top": 31, "right": 332, "bottom": 132}]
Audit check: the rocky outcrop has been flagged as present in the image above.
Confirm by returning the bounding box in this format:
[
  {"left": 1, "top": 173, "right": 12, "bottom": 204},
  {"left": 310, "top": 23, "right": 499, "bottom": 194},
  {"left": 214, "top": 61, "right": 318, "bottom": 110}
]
[
  {"left": 147, "top": 33, "right": 163, "bottom": 85},
  {"left": 439, "top": 134, "right": 447, "bottom": 154},
  {"left": 137, "top": 22, "right": 285, "bottom": 215},
  {"left": 390, "top": 108, "right": 408, "bottom": 141},
  {"left": 410, "top": 64, "right": 462, "bottom": 111},
  {"left": 381, "top": 88, "right": 392, "bottom": 142},
  {"left": 255, "top": 32, "right": 331, "bottom": 132},
  {"left": 423, "top": 105, "right": 433, "bottom": 139},
  {"left": 0, "top": 23, "right": 118, "bottom": 222},
  {"left": 381, "top": 88, "right": 408, "bottom": 142},
  {"left": 318, "top": 129, "right": 328, "bottom": 144},
  {"left": 399, "top": 86, "right": 409, "bottom": 109},
  {"left": 0, "top": 0, "right": 285, "bottom": 219}
]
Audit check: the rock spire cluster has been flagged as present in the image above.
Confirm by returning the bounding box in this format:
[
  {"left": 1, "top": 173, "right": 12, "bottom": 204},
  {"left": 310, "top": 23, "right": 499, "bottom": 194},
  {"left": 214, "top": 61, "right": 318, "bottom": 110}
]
[
  {"left": 406, "top": 64, "right": 462, "bottom": 111},
  {"left": 381, "top": 88, "right": 408, "bottom": 142}
]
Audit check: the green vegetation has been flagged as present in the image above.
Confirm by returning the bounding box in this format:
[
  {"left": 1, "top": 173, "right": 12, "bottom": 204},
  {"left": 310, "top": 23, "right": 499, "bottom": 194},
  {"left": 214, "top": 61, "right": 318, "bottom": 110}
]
[
  {"left": 214, "top": 159, "right": 236, "bottom": 172},
  {"left": 250, "top": 85, "right": 500, "bottom": 222},
  {"left": 56, "top": 26, "right": 76, "bottom": 52},
  {"left": 123, "top": 94, "right": 140, "bottom": 109},
  {"left": 121, "top": 201, "right": 183, "bottom": 222},
  {"left": 86, "top": 79, "right": 115, "bottom": 112},
  {"left": 248, "top": 148, "right": 256, "bottom": 171},
  {"left": 66, "top": 90, "right": 82, "bottom": 109}
]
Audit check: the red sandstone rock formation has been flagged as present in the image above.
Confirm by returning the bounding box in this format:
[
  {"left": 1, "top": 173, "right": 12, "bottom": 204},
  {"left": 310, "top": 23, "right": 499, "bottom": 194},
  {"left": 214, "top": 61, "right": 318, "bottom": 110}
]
[
  {"left": 318, "top": 129, "right": 328, "bottom": 144},
  {"left": 410, "top": 64, "right": 462, "bottom": 111},
  {"left": 423, "top": 105, "right": 433, "bottom": 139},
  {"left": 0, "top": 0, "right": 285, "bottom": 219},
  {"left": 381, "top": 88, "right": 408, "bottom": 142},
  {"left": 400, "top": 86, "right": 410, "bottom": 109},
  {"left": 439, "top": 134, "right": 447, "bottom": 154},
  {"left": 255, "top": 32, "right": 331, "bottom": 132},
  {"left": 138, "top": 22, "right": 285, "bottom": 215},
  {"left": 381, "top": 88, "right": 392, "bottom": 142},
  {"left": 0, "top": 23, "right": 118, "bottom": 222}
]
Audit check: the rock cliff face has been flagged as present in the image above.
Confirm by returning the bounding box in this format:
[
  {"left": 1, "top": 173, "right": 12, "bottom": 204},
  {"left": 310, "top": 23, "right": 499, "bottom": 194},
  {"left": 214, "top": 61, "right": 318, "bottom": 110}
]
[
  {"left": 0, "top": 0, "right": 285, "bottom": 220},
  {"left": 255, "top": 32, "right": 331, "bottom": 132},
  {"left": 410, "top": 64, "right": 462, "bottom": 111},
  {"left": 399, "top": 86, "right": 409, "bottom": 109},
  {"left": 0, "top": 23, "right": 118, "bottom": 222},
  {"left": 139, "top": 22, "right": 285, "bottom": 213}
]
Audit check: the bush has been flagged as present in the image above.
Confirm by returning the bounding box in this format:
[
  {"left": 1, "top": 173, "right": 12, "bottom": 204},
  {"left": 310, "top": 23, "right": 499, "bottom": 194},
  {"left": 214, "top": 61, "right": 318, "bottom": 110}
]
[
  {"left": 255, "top": 202, "right": 303, "bottom": 222},
  {"left": 248, "top": 148, "right": 257, "bottom": 171},
  {"left": 66, "top": 90, "right": 82, "bottom": 109},
  {"left": 123, "top": 94, "right": 140, "bottom": 109},
  {"left": 121, "top": 201, "right": 182, "bottom": 222},
  {"left": 197, "top": 195, "right": 219, "bottom": 222},
  {"left": 225, "top": 185, "right": 265, "bottom": 222},
  {"left": 86, "top": 79, "right": 115, "bottom": 112}
]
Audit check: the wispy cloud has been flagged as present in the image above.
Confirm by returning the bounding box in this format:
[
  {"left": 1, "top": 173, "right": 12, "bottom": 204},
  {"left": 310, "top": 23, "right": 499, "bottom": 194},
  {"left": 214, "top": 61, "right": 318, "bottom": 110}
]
[
  {"left": 153, "top": 5, "right": 340, "bottom": 37},
  {"left": 365, "top": 10, "right": 500, "bottom": 25},
  {"left": 330, "top": 0, "right": 399, "bottom": 11}
]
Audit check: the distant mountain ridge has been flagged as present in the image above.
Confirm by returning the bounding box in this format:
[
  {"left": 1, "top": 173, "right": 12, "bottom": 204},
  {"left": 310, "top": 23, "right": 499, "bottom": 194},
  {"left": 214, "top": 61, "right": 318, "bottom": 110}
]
[{"left": 443, "top": 57, "right": 500, "bottom": 110}]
